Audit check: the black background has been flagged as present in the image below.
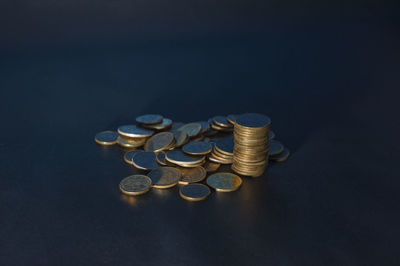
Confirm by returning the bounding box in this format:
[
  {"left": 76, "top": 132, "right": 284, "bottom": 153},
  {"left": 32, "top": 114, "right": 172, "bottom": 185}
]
[{"left": 1, "top": 1, "right": 399, "bottom": 265}]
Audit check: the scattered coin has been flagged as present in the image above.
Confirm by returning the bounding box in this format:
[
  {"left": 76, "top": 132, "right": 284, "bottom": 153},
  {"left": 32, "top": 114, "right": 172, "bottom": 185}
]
[
  {"left": 117, "top": 136, "right": 147, "bottom": 148},
  {"left": 206, "top": 172, "right": 242, "bottom": 192},
  {"left": 213, "top": 116, "right": 233, "bottom": 128},
  {"left": 227, "top": 114, "right": 237, "bottom": 125},
  {"left": 148, "top": 167, "right": 182, "bottom": 189},
  {"left": 165, "top": 150, "right": 205, "bottom": 166},
  {"left": 177, "top": 123, "right": 202, "bottom": 138},
  {"left": 203, "top": 161, "right": 220, "bottom": 173},
  {"left": 178, "top": 166, "right": 207, "bottom": 185},
  {"left": 156, "top": 152, "right": 167, "bottom": 165},
  {"left": 142, "top": 118, "right": 172, "bottom": 130},
  {"left": 94, "top": 131, "right": 118, "bottom": 145},
  {"left": 269, "top": 140, "right": 284, "bottom": 156},
  {"left": 215, "top": 137, "right": 234, "bottom": 155},
  {"left": 119, "top": 175, "right": 152, "bottom": 196},
  {"left": 270, "top": 147, "right": 290, "bottom": 162},
  {"left": 179, "top": 183, "right": 211, "bottom": 202},
  {"left": 136, "top": 114, "right": 163, "bottom": 125},
  {"left": 172, "top": 130, "right": 189, "bottom": 147},
  {"left": 124, "top": 150, "right": 143, "bottom": 165},
  {"left": 118, "top": 125, "right": 154, "bottom": 138},
  {"left": 131, "top": 151, "right": 159, "bottom": 171},
  {"left": 182, "top": 141, "right": 213, "bottom": 156},
  {"left": 144, "top": 132, "right": 175, "bottom": 152}
]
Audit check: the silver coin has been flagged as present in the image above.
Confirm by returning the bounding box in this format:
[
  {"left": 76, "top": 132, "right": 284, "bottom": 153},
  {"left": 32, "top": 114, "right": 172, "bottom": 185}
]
[
  {"left": 118, "top": 125, "right": 154, "bottom": 138},
  {"left": 213, "top": 116, "right": 232, "bottom": 128},
  {"left": 136, "top": 114, "right": 163, "bottom": 125},
  {"left": 131, "top": 151, "right": 159, "bottom": 170},
  {"left": 196, "top": 121, "right": 210, "bottom": 133}
]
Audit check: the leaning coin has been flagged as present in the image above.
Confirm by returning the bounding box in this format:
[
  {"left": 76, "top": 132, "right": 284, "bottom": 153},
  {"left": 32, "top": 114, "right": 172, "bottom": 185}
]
[
  {"left": 131, "top": 151, "right": 159, "bottom": 171},
  {"left": 118, "top": 125, "right": 154, "bottom": 138},
  {"left": 269, "top": 140, "right": 284, "bottom": 156},
  {"left": 179, "top": 184, "right": 211, "bottom": 202},
  {"left": 148, "top": 167, "right": 181, "bottom": 189},
  {"left": 173, "top": 130, "right": 189, "bottom": 148},
  {"left": 119, "top": 175, "right": 152, "bottom": 196},
  {"left": 206, "top": 172, "right": 242, "bottom": 192},
  {"left": 215, "top": 137, "right": 234, "bottom": 155},
  {"left": 94, "top": 131, "right": 118, "bottom": 145},
  {"left": 136, "top": 114, "right": 163, "bottom": 125},
  {"left": 203, "top": 161, "right": 220, "bottom": 173},
  {"left": 213, "top": 116, "right": 232, "bottom": 128},
  {"left": 177, "top": 123, "right": 202, "bottom": 138},
  {"left": 144, "top": 132, "right": 175, "bottom": 152},
  {"left": 182, "top": 141, "right": 213, "bottom": 155},
  {"left": 117, "top": 136, "right": 146, "bottom": 148},
  {"left": 178, "top": 166, "right": 207, "bottom": 185},
  {"left": 270, "top": 147, "right": 290, "bottom": 162},
  {"left": 124, "top": 150, "right": 143, "bottom": 165}
]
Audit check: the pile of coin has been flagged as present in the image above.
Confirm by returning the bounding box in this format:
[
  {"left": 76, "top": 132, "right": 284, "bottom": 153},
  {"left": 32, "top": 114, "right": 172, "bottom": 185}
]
[
  {"left": 232, "top": 113, "right": 271, "bottom": 177},
  {"left": 95, "top": 113, "right": 289, "bottom": 202}
]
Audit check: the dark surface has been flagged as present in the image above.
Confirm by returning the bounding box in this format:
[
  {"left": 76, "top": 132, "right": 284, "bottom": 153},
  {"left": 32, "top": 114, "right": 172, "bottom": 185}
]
[{"left": 1, "top": 1, "right": 400, "bottom": 265}]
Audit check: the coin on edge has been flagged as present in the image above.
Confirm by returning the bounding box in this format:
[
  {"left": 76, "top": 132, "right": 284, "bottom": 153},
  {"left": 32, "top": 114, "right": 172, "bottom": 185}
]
[
  {"left": 156, "top": 152, "right": 167, "bottom": 165},
  {"left": 136, "top": 114, "right": 163, "bottom": 125},
  {"left": 94, "top": 131, "right": 118, "bottom": 145},
  {"left": 144, "top": 132, "right": 175, "bottom": 152},
  {"left": 148, "top": 167, "right": 182, "bottom": 189},
  {"left": 177, "top": 123, "right": 202, "bottom": 138},
  {"left": 131, "top": 151, "right": 159, "bottom": 171},
  {"left": 179, "top": 184, "right": 211, "bottom": 202},
  {"left": 206, "top": 172, "right": 242, "bottom": 192},
  {"left": 119, "top": 175, "right": 152, "bottom": 196},
  {"left": 182, "top": 141, "right": 213, "bottom": 155}
]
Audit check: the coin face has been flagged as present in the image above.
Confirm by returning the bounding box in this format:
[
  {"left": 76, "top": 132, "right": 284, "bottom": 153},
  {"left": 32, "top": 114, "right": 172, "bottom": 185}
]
[
  {"left": 203, "top": 161, "right": 220, "bottom": 173},
  {"left": 94, "top": 131, "right": 118, "bottom": 145},
  {"left": 124, "top": 150, "right": 143, "bottom": 165},
  {"left": 117, "top": 136, "right": 147, "bottom": 148},
  {"left": 136, "top": 114, "right": 163, "bottom": 125},
  {"left": 119, "top": 175, "right": 152, "bottom": 195},
  {"left": 179, "top": 184, "right": 211, "bottom": 202},
  {"left": 177, "top": 123, "right": 202, "bottom": 138},
  {"left": 213, "top": 116, "right": 232, "bottom": 128},
  {"left": 269, "top": 140, "right": 284, "bottom": 156},
  {"left": 182, "top": 141, "right": 213, "bottom": 155},
  {"left": 148, "top": 167, "right": 182, "bottom": 189},
  {"left": 156, "top": 152, "right": 167, "bottom": 165},
  {"left": 206, "top": 172, "right": 242, "bottom": 192},
  {"left": 143, "top": 118, "right": 172, "bottom": 130},
  {"left": 215, "top": 137, "right": 234, "bottom": 155},
  {"left": 118, "top": 125, "right": 154, "bottom": 138},
  {"left": 173, "top": 130, "right": 189, "bottom": 147},
  {"left": 270, "top": 147, "right": 290, "bottom": 162},
  {"left": 131, "top": 151, "right": 159, "bottom": 170},
  {"left": 165, "top": 150, "right": 205, "bottom": 165},
  {"left": 235, "top": 113, "right": 271, "bottom": 128},
  {"left": 178, "top": 166, "right": 207, "bottom": 185},
  {"left": 144, "top": 132, "right": 175, "bottom": 152}
]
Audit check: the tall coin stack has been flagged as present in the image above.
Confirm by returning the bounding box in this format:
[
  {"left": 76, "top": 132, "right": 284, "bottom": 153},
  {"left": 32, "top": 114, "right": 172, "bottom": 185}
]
[{"left": 231, "top": 113, "right": 271, "bottom": 177}]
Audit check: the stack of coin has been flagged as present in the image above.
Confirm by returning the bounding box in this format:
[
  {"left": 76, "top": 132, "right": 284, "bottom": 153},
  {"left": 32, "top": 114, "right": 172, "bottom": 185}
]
[
  {"left": 231, "top": 113, "right": 271, "bottom": 177},
  {"left": 209, "top": 116, "right": 233, "bottom": 132}
]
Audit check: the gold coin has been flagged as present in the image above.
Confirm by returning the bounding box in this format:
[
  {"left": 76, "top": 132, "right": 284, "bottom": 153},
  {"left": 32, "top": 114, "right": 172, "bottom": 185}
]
[
  {"left": 144, "top": 132, "right": 175, "bottom": 152},
  {"left": 117, "top": 136, "right": 146, "bottom": 148},
  {"left": 165, "top": 150, "right": 205, "bottom": 165},
  {"left": 270, "top": 147, "right": 290, "bottom": 162},
  {"left": 119, "top": 175, "right": 152, "bottom": 196},
  {"left": 203, "top": 161, "right": 220, "bottom": 173},
  {"left": 215, "top": 137, "right": 234, "bottom": 155},
  {"left": 136, "top": 114, "right": 163, "bottom": 125},
  {"left": 182, "top": 141, "right": 213, "bottom": 155},
  {"left": 179, "top": 183, "right": 210, "bottom": 201},
  {"left": 124, "top": 150, "right": 143, "bottom": 165},
  {"left": 148, "top": 167, "right": 181, "bottom": 189},
  {"left": 177, "top": 123, "right": 202, "bottom": 138},
  {"left": 212, "top": 116, "right": 233, "bottom": 128},
  {"left": 178, "top": 166, "right": 207, "bottom": 185},
  {"left": 211, "top": 123, "right": 233, "bottom": 132},
  {"left": 131, "top": 151, "right": 159, "bottom": 171},
  {"left": 235, "top": 113, "right": 271, "bottom": 129},
  {"left": 156, "top": 152, "right": 167, "bottom": 165},
  {"left": 118, "top": 125, "right": 154, "bottom": 138},
  {"left": 208, "top": 155, "right": 233, "bottom": 164},
  {"left": 94, "top": 130, "right": 118, "bottom": 145},
  {"left": 269, "top": 140, "right": 284, "bottom": 156},
  {"left": 206, "top": 172, "right": 242, "bottom": 192},
  {"left": 142, "top": 118, "right": 172, "bottom": 130},
  {"left": 172, "top": 130, "right": 189, "bottom": 147}
]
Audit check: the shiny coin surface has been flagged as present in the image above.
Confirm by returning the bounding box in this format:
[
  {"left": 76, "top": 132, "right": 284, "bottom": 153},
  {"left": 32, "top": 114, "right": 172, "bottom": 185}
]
[
  {"left": 119, "top": 175, "right": 152, "bottom": 196},
  {"left": 156, "top": 152, "right": 167, "bottom": 165},
  {"left": 215, "top": 137, "right": 234, "bottom": 155},
  {"left": 173, "top": 130, "right": 189, "bottom": 147},
  {"left": 179, "top": 184, "right": 211, "bottom": 202},
  {"left": 270, "top": 147, "right": 290, "bottom": 162},
  {"left": 124, "top": 150, "right": 143, "bottom": 165},
  {"left": 182, "top": 141, "right": 213, "bottom": 155},
  {"left": 136, "top": 114, "right": 163, "bottom": 125},
  {"left": 94, "top": 130, "right": 118, "bottom": 145},
  {"left": 235, "top": 113, "right": 271, "bottom": 128},
  {"left": 148, "top": 167, "right": 182, "bottom": 189},
  {"left": 178, "top": 166, "right": 207, "bottom": 185},
  {"left": 203, "top": 161, "right": 220, "bottom": 173},
  {"left": 269, "top": 140, "right": 284, "bottom": 156},
  {"left": 131, "top": 151, "right": 159, "bottom": 170},
  {"left": 118, "top": 125, "right": 154, "bottom": 138},
  {"left": 165, "top": 150, "right": 205, "bottom": 165},
  {"left": 117, "top": 136, "right": 146, "bottom": 148},
  {"left": 177, "top": 123, "right": 202, "bottom": 138},
  {"left": 213, "top": 116, "right": 232, "bottom": 128},
  {"left": 207, "top": 172, "right": 242, "bottom": 192},
  {"left": 144, "top": 132, "right": 175, "bottom": 152},
  {"left": 143, "top": 118, "right": 172, "bottom": 130}
]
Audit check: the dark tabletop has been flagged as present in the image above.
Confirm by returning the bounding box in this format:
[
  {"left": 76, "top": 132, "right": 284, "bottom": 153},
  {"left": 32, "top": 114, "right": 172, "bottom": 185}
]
[{"left": 1, "top": 1, "right": 399, "bottom": 265}]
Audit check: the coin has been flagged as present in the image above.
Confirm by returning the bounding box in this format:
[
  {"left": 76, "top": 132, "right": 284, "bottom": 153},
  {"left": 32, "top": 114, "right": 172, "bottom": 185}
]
[
  {"left": 178, "top": 166, "right": 207, "bottom": 184},
  {"left": 215, "top": 137, "right": 234, "bottom": 155},
  {"left": 211, "top": 123, "right": 233, "bottom": 132},
  {"left": 117, "top": 136, "right": 146, "bottom": 148},
  {"left": 142, "top": 118, "right": 172, "bottom": 130},
  {"left": 227, "top": 114, "right": 237, "bottom": 125},
  {"left": 270, "top": 147, "right": 290, "bottom": 162},
  {"left": 156, "top": 152, "right": 167, "bottom": 165},
  {"left": 148, "top": 167, "right": 182, "bottom": 189},
  {"left": 235, "top": 113, "right": 271, "bottom": 128},
  {"left": 209, "top": 154, "right": 233, "bottom": 164},
  {"left": 136, "top": 114, "right": 163, "bottom": 125},
  {"left": 173, "top": 130, "right": 189, "bottom": 147},
  {"left": 177, "top": 123, "right": 202, "bottom": 138},
  {"left": 213, "top": 116, "right": 232, "bottom": 128},
  {"left": 203, "top": 161, "right": 220, "bottom": 173},
  {"left": 182, "top": 141, "right": 213, "bottom": 155},
  {"left": 124, "top": 150, "right": 143, "bottom": 165},
  {"left": 131, "top": 151, "right": 159, "bottom": 170},
  {"left": 269, "top": 140, "right": 284, "bottom": 156},
  {"left": 206, "top": 172, "right": 242, "bottom": 192},
  {"left": 196, "top": 121, "right": 210, "bottom": 133},
  {"left": 179, "top": 184, "right": 210, "bottom": 201},
  {"left": 144, "top": 132, "right": 175, "bottom": 152},
  {"left": 119, "top": 175, "right": 152, "bottom": 196},
  {"left": 118, "top": 125, "right": 154, "bottom": 138},
  {"left": 165, "top": 150, "right": 205, "bottom": 165},
  {"left": 94, "top": 130, "right": 118, "bottom": 145}
]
